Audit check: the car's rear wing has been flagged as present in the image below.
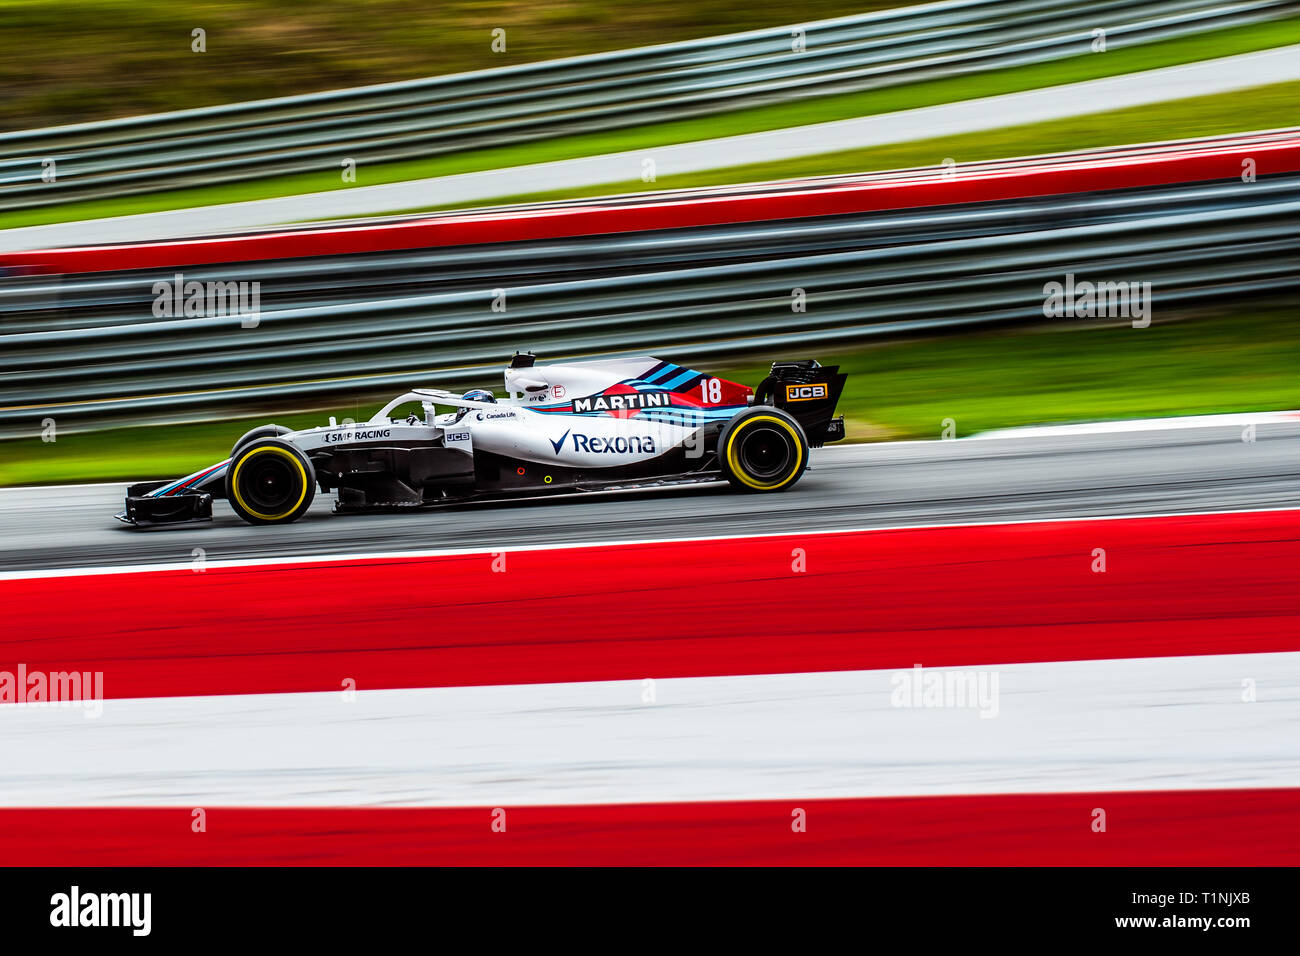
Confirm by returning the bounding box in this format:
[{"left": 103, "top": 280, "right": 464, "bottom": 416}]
[{"left": 754, "top": 360, "right": 847, "bottom": 447}]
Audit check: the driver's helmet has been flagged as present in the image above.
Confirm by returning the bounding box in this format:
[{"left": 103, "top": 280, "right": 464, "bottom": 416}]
[{"left": 454, "top": 388, "right": 496, "bottom": 422}]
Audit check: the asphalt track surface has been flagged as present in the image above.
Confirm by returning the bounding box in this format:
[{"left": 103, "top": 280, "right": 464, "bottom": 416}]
[
  {"left": 4, "top": 44, "right": 1299, "bottom": 252},
  {"left": 2, "top": 421, "right": 1298, "bottom": 572}
]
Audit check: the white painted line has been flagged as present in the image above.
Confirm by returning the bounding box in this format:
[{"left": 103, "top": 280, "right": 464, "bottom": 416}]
[
  {"left": 0, "top": 481, "right": 128, "bottom": 492},
  {"left": 976, "top": 409, "right": 1300, "bottom": 438}
]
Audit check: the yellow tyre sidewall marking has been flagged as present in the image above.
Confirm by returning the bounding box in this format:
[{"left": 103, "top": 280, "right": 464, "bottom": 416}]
[
  {"left": 230, "top": 445, "right": 309, "bottom": 520},
  {"left": 725, "top": 415, "right": 804, "bottom": 491}
]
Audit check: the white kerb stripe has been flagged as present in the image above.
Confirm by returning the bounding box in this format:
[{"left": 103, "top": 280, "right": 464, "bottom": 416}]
[{"left": 0, "top": 651, "right": 1295, "bottom": 807}]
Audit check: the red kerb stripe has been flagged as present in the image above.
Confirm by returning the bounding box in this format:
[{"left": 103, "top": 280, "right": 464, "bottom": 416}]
[
  {"left": 0, "top": 788, "right": 1294, "bottom": 865},
  {"left": 5, "top": 139, "right": 1296, "bottom": 274},
  {"left": 3, "top": 509, "right": 1298, "bottom": 700}
]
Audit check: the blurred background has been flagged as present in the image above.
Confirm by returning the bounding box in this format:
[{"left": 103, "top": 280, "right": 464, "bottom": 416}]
[{"left": 0, "top": 0, "right": 1297, "bottom": 484}]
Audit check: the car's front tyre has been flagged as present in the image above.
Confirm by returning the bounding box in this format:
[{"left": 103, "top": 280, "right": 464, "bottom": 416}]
[
  {"left": 717, "top": 407, "right": 809, "bottom": 492},
  {"left": 225, "top": 438, "right": 316, "bottom": 525},
  {"left": 230, "top": 423, "right": 294, "bottom": 458}
]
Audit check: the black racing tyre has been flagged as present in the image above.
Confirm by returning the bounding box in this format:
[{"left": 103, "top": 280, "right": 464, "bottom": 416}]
[
  {"left": 225, "top": 438, "right": 316, "bottom": 525},
  {"left": 717, "top": 407, "right": 809, "bottom": 493},
  {"left": 231, "top": 424, "right": 294, "bottom": 459}
]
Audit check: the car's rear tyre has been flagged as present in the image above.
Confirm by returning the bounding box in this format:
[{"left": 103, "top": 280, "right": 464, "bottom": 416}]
[
  {"left": 225, "top": 438, "right": 316, "bottom": 525},
  {"left": 717, "top": 407, "right": 809, "bottom": 492},
  {"left": 231, "top": 424, "right": 294, "bottom": 459}
]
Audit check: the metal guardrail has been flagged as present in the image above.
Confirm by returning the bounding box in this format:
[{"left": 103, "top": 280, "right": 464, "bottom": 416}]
[
  {"left": 2, "top": 170, "right": 1297, "bottom": 436},
  {"left": 0, "top": 0, "right": 1295, "bottom": 211}
]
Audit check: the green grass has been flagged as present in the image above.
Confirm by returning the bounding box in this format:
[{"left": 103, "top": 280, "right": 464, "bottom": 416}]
[
  {"left": 0, "top": 0, "right": 906, "bottom": 131},
  {"left": 4, "top": 15, "right": 1298, "bottom": 230},
  {"left": 3, "top": 303, "right": 1296, "bottom": 486},
  {"left": 0, "top": 407, "right": 378, "bottom": 486},
  {"left": 404, "top": 77, "right": 1300, "bottom": 211}
]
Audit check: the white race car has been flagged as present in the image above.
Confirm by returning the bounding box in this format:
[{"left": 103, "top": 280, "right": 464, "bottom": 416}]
[{"left": 117, "top": 353, "right": 846, "bottom": 526}]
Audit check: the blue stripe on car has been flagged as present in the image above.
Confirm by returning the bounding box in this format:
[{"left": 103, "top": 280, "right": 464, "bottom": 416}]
[{"left": 660, "top": 369, "right": 701, "bottom": 391}]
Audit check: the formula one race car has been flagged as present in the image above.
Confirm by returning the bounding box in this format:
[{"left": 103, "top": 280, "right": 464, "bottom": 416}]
[{"left": 117, "top": 354, "right": 846, "bottom": 527}]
